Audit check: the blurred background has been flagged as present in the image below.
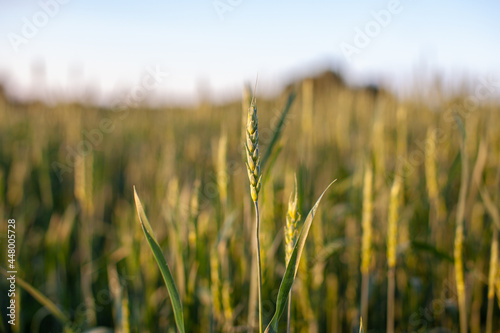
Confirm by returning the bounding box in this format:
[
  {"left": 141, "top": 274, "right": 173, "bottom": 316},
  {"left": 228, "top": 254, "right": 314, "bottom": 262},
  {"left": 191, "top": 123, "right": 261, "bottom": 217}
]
[
  {"left": 1, "top": 0, "right": 500, "bottom": 104},
  {"left": 0, "top": 1, "right": 500, "bottom": 332}
]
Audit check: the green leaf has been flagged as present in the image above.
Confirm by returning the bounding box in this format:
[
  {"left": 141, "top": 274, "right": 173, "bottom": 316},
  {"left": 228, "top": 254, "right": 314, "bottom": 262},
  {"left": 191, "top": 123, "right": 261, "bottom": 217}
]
[
  {"left": 216, "top": 210, "right": 239, "bottom": 245},
  {"left": 261, "top": 91, "right": 296, "bottom": 170},
  {"left": 133, "top": 187, "right": 185, "bottom": 333},
  {"left": 264, "top": 179, "right": 336, "bottom": 333},
  {"left": 262, "top": 143, "right": 283, "bottom": 187},
  {"left": 310, "top": 239, "right": 345, "bottom": 266},
  {"left": 411, "top": 241, "right": 453, "bottom": 263}
]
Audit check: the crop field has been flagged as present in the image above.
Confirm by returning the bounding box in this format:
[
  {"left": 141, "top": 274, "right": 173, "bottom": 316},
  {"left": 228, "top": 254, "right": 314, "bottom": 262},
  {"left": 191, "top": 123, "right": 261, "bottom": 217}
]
[{"left": 0, "top": 70, "right": 499, "bottom": 333}]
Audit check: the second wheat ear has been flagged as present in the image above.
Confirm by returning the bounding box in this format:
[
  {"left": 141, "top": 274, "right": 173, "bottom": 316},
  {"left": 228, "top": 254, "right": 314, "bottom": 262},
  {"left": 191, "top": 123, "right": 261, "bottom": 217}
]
[
  {"left": 285, "top": 175, "right": 300, "bottom": 265},
  {"left": 284, "top": 174, "right": 300, "bottom": 333}
]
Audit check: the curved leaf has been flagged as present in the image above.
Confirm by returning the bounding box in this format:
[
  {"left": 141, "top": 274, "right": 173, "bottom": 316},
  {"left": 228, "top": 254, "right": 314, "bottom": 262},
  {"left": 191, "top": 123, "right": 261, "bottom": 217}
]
[
  {"left": 133, "top": 187, "right": 185, "bottom": 333},
  {"left": 411, "top": 241, "right": 453, "bottom": 263},
  {"left": 264, "top": 179, "right": 336, "bottom": 333},
  {"left": 261, "top": 91, "right": 296, "bottom": 170}
]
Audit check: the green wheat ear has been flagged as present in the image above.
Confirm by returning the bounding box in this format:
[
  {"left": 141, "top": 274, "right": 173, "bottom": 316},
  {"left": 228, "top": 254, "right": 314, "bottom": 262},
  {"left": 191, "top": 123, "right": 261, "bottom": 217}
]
[
  {"left": 245, "top": 100, "right": 262, "bottom": 202},
  {"left": 284, "top": 174, "right": 300, "bottom": 333},
  {"left": 285, "top": 174, "right": 300, "bottom": 265},
  {"left": 265, "top": 179, "right": 336, "bottom": 333}
]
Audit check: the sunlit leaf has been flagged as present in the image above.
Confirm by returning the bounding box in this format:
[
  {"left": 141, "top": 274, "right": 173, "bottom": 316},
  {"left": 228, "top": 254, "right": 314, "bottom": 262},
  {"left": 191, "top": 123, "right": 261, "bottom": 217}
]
[
  {"left": 133, "top": 187, "right": 185, "bottom": 333},
  {"left": 264, "top": 180, "right": 336, "bottom": 333}
]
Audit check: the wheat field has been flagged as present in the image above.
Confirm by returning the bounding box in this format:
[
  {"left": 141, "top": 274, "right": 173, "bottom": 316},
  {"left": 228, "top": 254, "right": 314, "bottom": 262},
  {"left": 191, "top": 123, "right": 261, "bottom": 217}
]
[{"left": 0, "top": 70, "right": 499, "bottom": 332}]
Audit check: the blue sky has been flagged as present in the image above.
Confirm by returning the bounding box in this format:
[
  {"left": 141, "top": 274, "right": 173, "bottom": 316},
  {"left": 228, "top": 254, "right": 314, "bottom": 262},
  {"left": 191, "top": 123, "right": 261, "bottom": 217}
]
[{"left": 0, "top": 0, "right": 499, "bottom": 104}]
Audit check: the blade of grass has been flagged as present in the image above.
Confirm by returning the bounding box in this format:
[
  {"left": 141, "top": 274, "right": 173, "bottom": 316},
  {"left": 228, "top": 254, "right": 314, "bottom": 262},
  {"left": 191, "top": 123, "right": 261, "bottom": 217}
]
[
  {"left": 453, "top": 114, "right": 468, "bottom": 333},
  {"left": 410, "top": 241, "right": 454, "bottom": 263},
  {"left": 133, "top": 186, "right": 185, "bottom": 333},
  {"left": 262, "top": 144, "right": 283, "bottom": 187},
  {"left": 261, "top": 91, "right": 296, "bottom": 171},
  {"left": 264, "top": 179, "right": 336, "bottom": 333}
]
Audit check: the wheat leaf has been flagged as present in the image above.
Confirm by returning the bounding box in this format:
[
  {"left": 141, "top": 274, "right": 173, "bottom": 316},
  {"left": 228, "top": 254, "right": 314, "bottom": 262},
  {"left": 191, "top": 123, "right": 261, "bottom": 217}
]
[
  {"left": 264, "top": 179, "right": 336, "bottom": 333},
  {"left": 133, "top": 187, "right": 185, "bottom": 333},
  {"left": 261, "top": 91, "right": 296, "bottom": 170}
]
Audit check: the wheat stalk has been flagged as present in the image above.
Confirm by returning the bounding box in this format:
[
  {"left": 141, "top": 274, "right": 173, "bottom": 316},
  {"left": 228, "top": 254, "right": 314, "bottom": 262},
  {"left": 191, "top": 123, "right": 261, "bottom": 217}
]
[
  {"left": 454, "top": 224, "right": 466, "bottom": 332},
  {"left": 486, "top": 228, "right": 498, "bottom": 333},
  {"left": 243, "top": 84, "right": 258, "bottom": 330},
  {"left": 285, "top": 175, "right": 300, "bottom": 265},
  {"left": 361, "top": 161, "right": 373, "bottom": 330},
  {"left": 373, "top": 109, "right": 385, "bottom": 180},
  {"left": 478, "top": 179, "right": 500, "bottom": 333},
  {"left": 425, "top": 129, "right": 439, "bottom": 202},
  {"left": 75, "top": 153, "right": 96, "bottom": 326},
  {"left": 425, "top": 128, "right": 446, "bottom": 248},
  {"left": 217, "top": 129, "right": 228, "bottom": 207},
  {"left": 496, "top": 269, "right": 500, "bottom": 308},
  {"left": 454, "top": 119, "right": 468, "bottom": 333},
  {"left": 284, "top": 174, "right": 300, "bottom": 333},
  {"left": 396, "top": 106, "right": 407, "bottom": 160},
  {"left": 245, "top": 96, "right": 263, "bottom": 332},
  {"left": 387, "top": 176, "right": 401, "bottom": 333},
  {"left": 210, "top": 250, "right": 222, "bottom": 322}
]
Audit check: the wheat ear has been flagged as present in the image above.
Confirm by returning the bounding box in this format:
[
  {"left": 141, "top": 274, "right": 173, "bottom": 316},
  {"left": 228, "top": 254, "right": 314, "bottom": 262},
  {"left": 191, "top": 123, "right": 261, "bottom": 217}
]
[
  {"left": 246, "top": 100, "right": 262, "bottom": 202},
  {"left": 285, "top": 174, "right": 300, "bottom": 333}
]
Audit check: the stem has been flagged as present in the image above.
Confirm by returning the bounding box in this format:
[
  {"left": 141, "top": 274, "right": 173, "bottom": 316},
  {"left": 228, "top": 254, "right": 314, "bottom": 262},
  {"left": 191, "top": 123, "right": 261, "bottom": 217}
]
[
  {"left": 287, "top": 291, "right": 292, "bottom": 333},
  {"left": 387, "top": 267, "right": 395, "bottom": 333},
  {"left": 455, "top": 225, "right": 467, "bottom": 333},
  {"left": 248, "top": 230, "right": 258, "bottom": 331},
  {"left": 361, "top": 272, "right": 369, "bottom": 331},
  {"left": 455, "top": 138, "right": 468, "bottom": 333},
  {"left": 486, "top": 228, "right": 498, "bottom": 333},
  {"left": 254, "top": 201, "right": 263, "bottom": 333}
]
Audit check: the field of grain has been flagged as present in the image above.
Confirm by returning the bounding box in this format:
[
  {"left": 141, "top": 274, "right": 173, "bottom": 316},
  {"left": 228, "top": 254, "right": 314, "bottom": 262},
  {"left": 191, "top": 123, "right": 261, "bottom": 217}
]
[{"left": 0, "top": 71, "right": 499, "bottom": 332}]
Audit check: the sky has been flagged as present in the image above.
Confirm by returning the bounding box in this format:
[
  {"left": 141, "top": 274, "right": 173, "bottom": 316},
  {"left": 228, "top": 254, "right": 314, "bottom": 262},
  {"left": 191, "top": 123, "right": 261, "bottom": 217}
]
[{"left": 0, "top": 0, "right": 499, "bottom": 105}]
